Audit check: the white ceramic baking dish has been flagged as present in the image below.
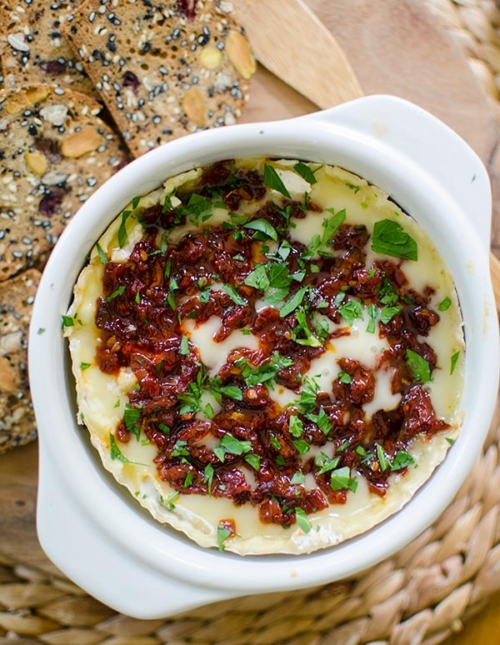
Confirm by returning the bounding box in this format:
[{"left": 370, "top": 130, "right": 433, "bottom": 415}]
[{"left": 29, "top": 95, "right": 499, "bottom": 619}]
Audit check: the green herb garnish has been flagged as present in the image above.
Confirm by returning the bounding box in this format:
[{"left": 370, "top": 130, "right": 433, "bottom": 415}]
[
  {"left": 95, "top": 243, "right": 108, "bottom": 264},
  {"left": 223, "top": 283, "right": 247, "bottom": 305},
  {"left": 295, "top": 507, "right": 312, "bottom": 533},
  {"left": 315, "top": 452, "right": 340, "bottom": 476},
  {"left": 391, "top": 450, "right": 415, "bottom": 471},
  {"left": 330, "top": 467, "right": 358, "bottom": 492},
  {"left": 61, "top": 315, "right": 74, "bottom": 328},
  {"left": 371, "top": 219, "right": 418, "bottom": 261},
  {"left": 289, "top": 415, "right": 304, "bottom": 438},
  {"left": 244, "top": 218, "right": 278, "bottom": 242},
  {"left": 203, "top": 464, "right": 214, "bottom": 494},
  {"left": 338, "top": 297, "right": 364, "bottom": 326},
  {"left": 179, "top": 335, "right": 190, "bottom": 355},
  {"left": 244, "top": 454, "right": 261, "bottom": 470},
  {"left": 406, "top": 349, "right": 432, "bottom": 383},
  {"left": 109, "top": 434, "right": 146, "bottom": 465},
  {"left": 380, "top": 305, "right": 403, "bottom": 324},
  {"left": 450, "top": 351, "right": 460, "bottom": 375},
  {"left": 263, "top": 163, "right": 291, "bottom": 198},
  {"left": 160, "top": 491, "right": 180, "bottom": 510},
  {"left": 217, "top": 522, "right": 233, "bottom": 551},
  {"left": 280, "top": 285, "right": 308, "bottom": 318},
  {"left": 106, "top": 285, "right": 125, "bottom": 302},
  {"left": 293, "top": 162, "right": 318, "bottom": 185},
  {"left": 366, "top": 303, "right": 377, "bottom": 334},
  {"left": 438, "top": 296, "right": 452, "bottom": 311},
  {"left": 118, "top": 209, "right": 132, "bottom": 248}
]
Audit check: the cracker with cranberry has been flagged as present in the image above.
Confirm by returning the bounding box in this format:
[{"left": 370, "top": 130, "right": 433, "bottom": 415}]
[
  {"left": 0, "top": 0, "right": 98, "bottom": 99},
  {"left": 0, "top": 268, "right": 40, "bottom": 454},
  {"left": 0, "top": 83, "right": 129, "bottom": 282},
  {"left": 62, "top": 0, "right": 256, "bottom": 158}
]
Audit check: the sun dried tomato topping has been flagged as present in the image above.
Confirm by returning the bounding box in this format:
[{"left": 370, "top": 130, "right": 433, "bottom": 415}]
[{"left": 93, "top": 159, "right": 452, "bottom": 528}]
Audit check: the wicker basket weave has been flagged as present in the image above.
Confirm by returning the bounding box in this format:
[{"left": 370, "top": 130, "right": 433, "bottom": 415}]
[{"left": 2, "top": 0, "right": 500, "bottom": 643}]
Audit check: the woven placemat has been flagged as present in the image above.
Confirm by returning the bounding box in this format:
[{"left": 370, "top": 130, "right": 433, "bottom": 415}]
[{"left": 2, "top": 0, "right": 500, "bottom": 643}]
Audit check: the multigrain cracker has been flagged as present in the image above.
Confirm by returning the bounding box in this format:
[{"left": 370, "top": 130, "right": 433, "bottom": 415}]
[
  {"left": 63, "top": 0, "right": 256, "bottom": 157},
  {"left": 0, "top": 268, "right": 40, "bottom": 454},
  {"left": 0, "top": 83, "right": 130, "bottom": 282},
  {"left": 0, "top": 0, "right": 99, "bottom": 99}
]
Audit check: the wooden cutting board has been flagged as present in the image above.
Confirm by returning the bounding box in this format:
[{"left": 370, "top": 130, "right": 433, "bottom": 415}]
[{"left": 0, "top": 1, "right": 499, "bottom": 641}]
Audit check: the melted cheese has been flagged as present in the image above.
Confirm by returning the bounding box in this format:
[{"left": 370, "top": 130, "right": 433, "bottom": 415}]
[
  {"left": 183, "top": 317, "right": 259, "bottom": 376},
  {"left": 66, "top": 158, "right": 465, "bottom": 556}
]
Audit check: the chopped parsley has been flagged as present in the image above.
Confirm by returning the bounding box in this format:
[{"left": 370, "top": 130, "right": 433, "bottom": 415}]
[
  {"left": 280, "top": 285, "right": 308, "bottom": 318},
  {"left": 371, "top": 219, "right": 418, "bottom": 261},
  {"left": 236, "top": 352, "right": 293, "bottom": 388},
  {"left": 214, "top": 434, "right": 252, "bottom": 462},
  {"left": 181, "top": 193, "right": 213, "bottom": 225},
  {"left": 109, "top": 434, "right": 146, "bottom": 466},
  {"left": 450, "top": 351, "right": 460, "bottom": 375},
  {"left": 244, "top": 454, "right": 261, "bottom": 470},
  {"left": 380, "top": 305, "right": 403, "bottom": 324},
  {"left": 438, "top": 296, "right": 452, "bottom": 311},
  {"left": 123, "top": 404, "right": 141, "bottom": 440},
  {"left": 295, "top": 507, "right": 312, "bottom": 533},
  {"left": 244, "top": 218, "right": 279, "bottom": 242},
  {"left": 223, "top": 283, "right": 247, "bottom": 305},
  {"left": 160, "top": 491, "right": 180, "bottom": 510},
  {"left": 106, "top": 285, "right": 125, "bottom": 302},
  {"left": 203, "top": 464, "right": 215, "bottom": 493},
  {"left": 118, "top": 209, "right": 132, "bottom": 248},
  {"left": 217, "top": 522, "right": 233, "bottom": 551},
  {"left": 315, "top": 452, "right": 340, "bottom": 475},
  {"left": 263, "top": 163, "right": 291, "bottom": 199},
  {"left": 406, "top": 349, "right": 432, "bottom": 383},
  {"left": 337, "top": 297, "right": 364, "bottom": 326},
  {"left": 330, "top": 467, "right": 358, "bottom": 492},
  {"left": 179, "top": 335, "right": 190, "bottom": 355},
  {"left": 95, "top": 242, "right": 108, "bottom": 264}
]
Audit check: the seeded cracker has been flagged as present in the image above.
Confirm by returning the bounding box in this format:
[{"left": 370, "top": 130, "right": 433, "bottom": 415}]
[
  {"left": 0, "top": 1, "right": 99, "bottom": 99},
  {"left": 0, "top": 84, "right": 130, "bottom": 282},
  {"left": 0, "top": 268, "right": 40, "bottom": 454},
  {"left": 63, "top": 0, "right": 256, "bottom": 158}
]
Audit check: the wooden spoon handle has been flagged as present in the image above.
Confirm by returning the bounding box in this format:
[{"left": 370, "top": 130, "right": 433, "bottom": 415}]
[
  {"left": 236, "top": 0, "right": 363, "bottom": 108},
  {"left": 490, "top": 253, "right": 500, "bottom": 313}
]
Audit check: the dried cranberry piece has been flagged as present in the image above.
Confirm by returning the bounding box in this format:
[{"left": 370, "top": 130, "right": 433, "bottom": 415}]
[
  {"left": 176, "top": 0, "right": 197, "bottom": 21},
  {"left": 44, "top": 59, "right": 67, "bottom": 74},
  {"left": 39, "top": 188, "right": 64, "bottom": 217},
  {"left": 34, "top": 137, "right": 61, "bottom": 163},
  {"left": 122, "top": 70, "right": 141, "bottom": 92}
]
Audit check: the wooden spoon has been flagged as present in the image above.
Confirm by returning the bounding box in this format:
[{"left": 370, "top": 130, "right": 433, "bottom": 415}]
[{"left": 236, "top": 0, "right": 500, "bottom": 312}]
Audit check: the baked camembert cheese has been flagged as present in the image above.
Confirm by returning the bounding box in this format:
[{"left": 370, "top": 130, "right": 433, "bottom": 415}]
[{"left": 64, "top": 158, "right": 465, "bottom": 554}]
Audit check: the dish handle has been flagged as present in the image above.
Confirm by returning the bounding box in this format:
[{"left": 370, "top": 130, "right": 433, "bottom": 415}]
[
  {"left": 36, "top": 444, "right": 239, "bottom": 619},
  {"left": 299, "top": 95, "right": 492, "bottom": 251}
]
